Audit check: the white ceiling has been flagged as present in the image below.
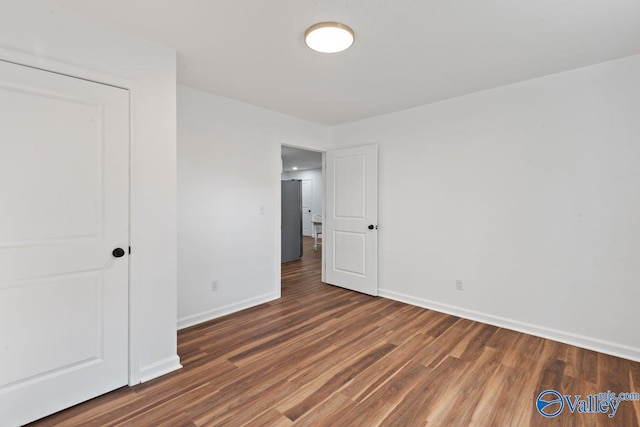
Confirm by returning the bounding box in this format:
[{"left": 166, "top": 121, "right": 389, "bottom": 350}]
[
  {"left": 281, "top": 146, "right": 322, "bottom": 172},
  {"left": 42, "top": 0, "right": 640, "bottom": 126}
]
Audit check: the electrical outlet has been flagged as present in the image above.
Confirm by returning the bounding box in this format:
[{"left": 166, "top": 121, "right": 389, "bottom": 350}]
[
  {"left": 455, "top": 279, "right": 464, "bottom": 291},
  {"left": 211, "top": 280, "right": 219, "bottom": 292}
]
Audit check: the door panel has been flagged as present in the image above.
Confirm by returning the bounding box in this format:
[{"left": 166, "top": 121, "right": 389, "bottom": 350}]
[
  {"left": 325, "top": 145, "right": 378, "bottom": 296},
  {"left": 334, "top": 155, "right": 365, "bottom": 218},
  {"left": 334, "top": 231, "right": 366, "bottom": 275},
  {"left": 0, "top": 60, "right": 129, "bottom": 426},
  {"left": 0, "top": 86, "right": 101, "bottom": 244},
  {"left": 301, "top": 179, "right": 312, "bottom": 236},
  {"left": 1, "top": 272, "right": 103, "bottom": 387}
]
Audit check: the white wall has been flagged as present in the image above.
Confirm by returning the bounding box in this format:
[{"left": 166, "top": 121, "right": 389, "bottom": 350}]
[
  {"left": 330, "top": 54, "right": 640, "bottom": 361},
  {"left": 282, "top": 168, "right": 323, "bottom": 233},
  {"left": 0, "top": 1, "right": 179, "bottom": 382},
  {"left": 177, "top": 86, "right": 328, "bottom": 328}
]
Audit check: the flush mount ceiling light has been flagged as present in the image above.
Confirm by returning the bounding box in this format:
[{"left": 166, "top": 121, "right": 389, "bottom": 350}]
[{"left": 304, "top": 22, "right": 354, "bottom": 53}]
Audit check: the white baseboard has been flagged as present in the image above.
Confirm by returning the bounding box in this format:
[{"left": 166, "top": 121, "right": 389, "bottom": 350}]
[
  {"left": 378, "top": 288, "right": 640, "bottom": 363},
  {"left": 177, "top": 292, "right": 280, "bottom": 330},
  {"left": 138, "top": 355, "right": 183, "bottom": 383}
]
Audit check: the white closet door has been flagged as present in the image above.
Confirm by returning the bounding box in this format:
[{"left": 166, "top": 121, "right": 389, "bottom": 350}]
[{"left": 0, "top": 60, "right": 129, "bottom": 426}]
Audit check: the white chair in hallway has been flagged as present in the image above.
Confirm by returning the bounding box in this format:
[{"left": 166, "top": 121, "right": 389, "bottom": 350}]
[{"left": 312, "top": 213, "right": 322, "bottom": 251}]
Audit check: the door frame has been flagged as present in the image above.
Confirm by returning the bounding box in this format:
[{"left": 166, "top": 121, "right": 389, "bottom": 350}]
[
  {"left": 0, "top": 47, "right": 141, "bottom": 385},
  {"left": 278, "top": 145, "right": 326, "bottom": 291}
]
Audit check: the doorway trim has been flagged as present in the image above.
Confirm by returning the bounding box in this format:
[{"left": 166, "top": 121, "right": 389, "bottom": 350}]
[
  {"left": 279, "top": 144, "right": 327, "bottom": 289},
  {"left": 0, "top": 47, "right": 143, "bottom": 385}
]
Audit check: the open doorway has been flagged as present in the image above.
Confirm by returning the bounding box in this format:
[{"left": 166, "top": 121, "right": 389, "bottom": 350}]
[{"left": 280, "top": 145, "right": 324, "bottom": 290}]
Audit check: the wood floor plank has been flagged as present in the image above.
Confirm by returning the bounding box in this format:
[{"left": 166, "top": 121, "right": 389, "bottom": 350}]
[
  {"left": 292, "top": 393, "right": 356, "bottom": 427},
  {"left": 284, "top": 324, "right": 390, "bottom": 388},
  {"left": 323, "top": 360, "right": 431, "bottom": 426},
  {"left": 242, "top": 409, "right": 293, "bottom": 427},
  {"left": 340, "top": 332, "right": 435, "bottom": 403},
  {"left": 416, "top": 317, "right": 477, "bottom": 368},
  {"left": 469, "top": 363, "right": 530, "bottom": 427},
  {"left": 283, "top": 342, "right": 397, "bottom": 421},
  {"left": 197, "top": 379, "right": 298, "bottom": 427},
  {"left": 378, "top": 355, "right": 469, "bottom": 427},
  {"left": 28, "top": 237, "right": 640, "bottom": 427},
  {"left": 425, "top": 347, "right": 502, "bottom": 426}
]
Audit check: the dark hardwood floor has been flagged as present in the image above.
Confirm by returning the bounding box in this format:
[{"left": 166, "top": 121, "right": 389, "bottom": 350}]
[{"left": 30, "top": 237, "right": 640, "bottom": 426}]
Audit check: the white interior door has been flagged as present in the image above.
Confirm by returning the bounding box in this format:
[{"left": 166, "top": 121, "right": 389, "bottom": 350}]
[
  {"left": 325, "top": 145, "right": 378, "bottom": 296},
  {"left": 301, "top": 179, "right": 312, "bottom": 237},
  {"left": 0, "top": 60, "right": 129, "bottom": 426}
]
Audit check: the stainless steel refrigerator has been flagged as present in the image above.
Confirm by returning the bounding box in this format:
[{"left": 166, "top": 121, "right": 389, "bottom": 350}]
[{"left": 281, "top": 180, "right": 303, "bottom": 262}]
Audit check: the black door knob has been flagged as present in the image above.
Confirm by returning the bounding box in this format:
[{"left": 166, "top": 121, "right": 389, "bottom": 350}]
[
  {"left": 368, "top": 225, "right": 375, "bottom": 230},
  {"left": 112, "top": 248, "right": 125, "bottom": 258}
]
